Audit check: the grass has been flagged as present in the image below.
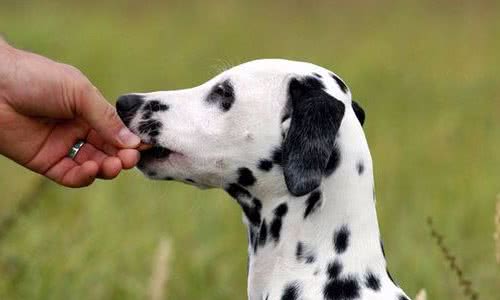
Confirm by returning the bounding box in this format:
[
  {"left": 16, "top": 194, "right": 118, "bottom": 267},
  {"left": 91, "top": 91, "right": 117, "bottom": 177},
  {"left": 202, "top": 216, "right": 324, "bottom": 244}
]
[{"left": 0, "top": 0, "right": 499, "bottom": 299}]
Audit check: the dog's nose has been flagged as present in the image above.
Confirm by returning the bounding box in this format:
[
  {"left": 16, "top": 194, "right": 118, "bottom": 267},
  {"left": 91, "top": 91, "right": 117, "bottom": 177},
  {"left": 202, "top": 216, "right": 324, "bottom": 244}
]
[{"left": 116, "top": 94, "right": 144, "bottom": 119}]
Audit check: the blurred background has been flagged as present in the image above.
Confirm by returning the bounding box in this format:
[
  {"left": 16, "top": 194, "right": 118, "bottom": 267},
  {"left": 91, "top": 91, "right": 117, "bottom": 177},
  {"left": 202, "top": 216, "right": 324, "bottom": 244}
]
[{"left": 0, "top": 0, "right": 499, "bottom": 299}]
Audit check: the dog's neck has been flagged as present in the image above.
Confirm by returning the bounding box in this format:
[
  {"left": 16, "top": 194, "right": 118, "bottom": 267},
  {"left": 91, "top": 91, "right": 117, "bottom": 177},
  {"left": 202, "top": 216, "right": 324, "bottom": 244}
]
[{"left": 236, "top": 119, "right": 406, "bottom": 300}]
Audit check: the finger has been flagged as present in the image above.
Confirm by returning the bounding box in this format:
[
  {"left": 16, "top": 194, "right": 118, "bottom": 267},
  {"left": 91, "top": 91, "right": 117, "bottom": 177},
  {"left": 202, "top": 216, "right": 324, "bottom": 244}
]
[
  {"left": 117, "top": 149, "right": 140, "bottom": 169},
  {"left": 45, "top": 158, "right": 99, "bottom": 188},
  {"left": 71, "top": 78, "right": 140, "bottom": 149},
  {"left": 72, "top": 141, "right": 123, "bottom": 180},
  {"left": 85, "top": 129, "right": 119, "bottom": 156},
  {"left": 72, "top": 142, "right": 108, "bottom": 166},
  {"left": 98, "top": 156, "right": 122, "bottom": 179}
]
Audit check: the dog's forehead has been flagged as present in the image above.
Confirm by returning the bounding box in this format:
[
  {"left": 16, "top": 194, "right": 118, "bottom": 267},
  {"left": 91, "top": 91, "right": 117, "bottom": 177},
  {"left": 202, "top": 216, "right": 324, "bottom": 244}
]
[
  {"left": 222, "top": 59, "right": 351, "bottom": 102},
  {"left": 230, "top": 59, "right": 321, "bottom": 75}
]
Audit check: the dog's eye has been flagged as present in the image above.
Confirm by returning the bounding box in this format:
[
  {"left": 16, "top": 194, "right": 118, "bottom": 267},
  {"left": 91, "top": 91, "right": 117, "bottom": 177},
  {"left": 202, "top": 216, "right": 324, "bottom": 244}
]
[
  {"left": 213, "top": 85, "right": 232, "bottom": 98},
  {"left": 207, "top": 80, "right": 235, "bottom": 112},
  {"left": 214, "top": 86, "right": 225, "bottom": 96}
]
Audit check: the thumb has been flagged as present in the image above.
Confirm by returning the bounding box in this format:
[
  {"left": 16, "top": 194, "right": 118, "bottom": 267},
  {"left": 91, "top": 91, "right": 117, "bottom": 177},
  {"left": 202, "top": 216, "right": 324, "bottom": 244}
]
[{"left": 74, "top": 82, "right": 141, "bottom": 149}]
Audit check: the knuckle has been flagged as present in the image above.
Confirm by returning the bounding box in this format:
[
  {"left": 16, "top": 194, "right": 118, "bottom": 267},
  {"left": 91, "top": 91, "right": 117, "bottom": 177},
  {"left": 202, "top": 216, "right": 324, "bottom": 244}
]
[
  {"left": 76, "top": 79, "right": 94, "bottom": 97},
  {"left": 60, "top": 63, "right": 92, "bottom": 98},
  {"left": 61, "top": 63, "right": 84, "bottom": 78},
  {"left": 102, "top": 102, "right": 119, "bottom": 122}
]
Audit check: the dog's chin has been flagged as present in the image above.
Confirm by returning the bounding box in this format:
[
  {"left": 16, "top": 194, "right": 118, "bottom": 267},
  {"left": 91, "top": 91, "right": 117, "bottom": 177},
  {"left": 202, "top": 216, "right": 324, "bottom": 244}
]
[
  {"left": 136, "top": 143, "right": 188, "bottom": 179},
  {"left": 135, "top": 144, "right": 168, "bottom": 170},
  {"left": 139, "top": 145, "right": 172, "bottom": 161}
]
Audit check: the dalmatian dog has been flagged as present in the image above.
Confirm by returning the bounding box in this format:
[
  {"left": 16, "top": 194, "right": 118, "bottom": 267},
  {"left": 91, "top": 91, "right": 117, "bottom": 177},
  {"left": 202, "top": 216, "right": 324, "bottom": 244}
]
[{"left": 116, "top": 59, "right": 411, "bottom": 300}]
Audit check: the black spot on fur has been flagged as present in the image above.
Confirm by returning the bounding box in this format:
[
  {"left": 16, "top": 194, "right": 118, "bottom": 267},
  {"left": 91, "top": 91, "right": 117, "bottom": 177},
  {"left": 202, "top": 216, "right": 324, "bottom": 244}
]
[
  {"left": 304, "top": 190, "right": 322, "bottom": 219},
  {"left": 258, "top": 159, "right": 273, "bottom": 172},
  {"left": 398, "top": 295, "right": 410, "bottom": 300},
  {"left": 324, "top": 263, "right": 361, "bottom": 300},
  {"left": 238, "top": 167, "right": 256, "bottom": 186},
  {"left": 357, "top": 161, "right": 365, "bottom": 175},
  {"left": 185, "top": 178, "right": 195, "bottom": 183},
  {"left": 143, "top": 100, "right": 169, "bottom": 112},
  {"left": 226, "top": 183, "right": 252, "bottom": 199},
  {"left": 296, "top": 242, "right": 316, "bottom": 263},
  {"left": 352, "top": 100, "right": 365, "bottom": 126},
  {"left": 324, "top": 275, "right": 360, "bottom": 300},
  {"left": 138, "top": 119, "right": 162, "bottom": 135},
  {"left": 324, "top": 146, "right": 341, "bottom": 177},
  {"left": 312, "top": 72, "right": 322, "bottom": 78},
  {"left": 239, "top": 198, "right": 262, "bottom": 226},
  {"left": 207, "top": 80, "right": 235, "bottom": 112},
  {"left": 333, "top": 225, "right": 350, "bottom": 254},
  {"left": 270, "top": 203, "right": 288, "bottom": 241},
  {"left": 254, "top": 199, "right": 262, "bottom": 208},
  {"left": 142, "top": 111, "right": 153, "bottom": 120},
  {"left": 327, "top": 260, "right": 343, "bottom": 279},
  {"left": 365, "top": 272, "right": 381, "bottom": 291},
  {"left": 258, "top": 220, "right": 268, "bottom": 248},
  {"left": 330, "top": 73, "right": 349, "bottom": 93},
  {"left": 147, "top": 171, "right": 157, "bottom": 177},
  {"left": 272, "top": 147, "right": 283, "bottom": 165},
  {"left": 274, "top": 203, "right": 288, "bottom": 217},
  {"left": 281, "top": 282, "right": 300, "bottom": 300},
  {"left": 163, "top": 177, "right": 174, "bottom": 181},
  {"left": 270, "top": 218, "right": 282, "bottom": 238},
  {"left": 296, "top": 242, "right": 303, "bottom": 258},
  {"left": 225, "top": 184, "right": 261, "bottom": 226}
]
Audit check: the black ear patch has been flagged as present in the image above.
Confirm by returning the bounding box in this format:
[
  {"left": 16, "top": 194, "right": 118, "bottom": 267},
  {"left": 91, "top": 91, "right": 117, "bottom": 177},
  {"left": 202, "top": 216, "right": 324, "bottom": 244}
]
[
  {"left": 282, "top": 76, "right": 345, "bottom": 196},
  {"left": 330, "top": 73, "right": 349, "bottom": 94},
  {"left": 351, "top": 101, "right": 365, "bottom": 126}
]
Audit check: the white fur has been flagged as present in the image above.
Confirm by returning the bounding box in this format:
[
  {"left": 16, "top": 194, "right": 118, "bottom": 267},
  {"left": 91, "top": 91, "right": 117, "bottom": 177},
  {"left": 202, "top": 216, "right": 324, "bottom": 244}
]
[{"left": 123, "top": 59, "right": 410, "bottom": 300}]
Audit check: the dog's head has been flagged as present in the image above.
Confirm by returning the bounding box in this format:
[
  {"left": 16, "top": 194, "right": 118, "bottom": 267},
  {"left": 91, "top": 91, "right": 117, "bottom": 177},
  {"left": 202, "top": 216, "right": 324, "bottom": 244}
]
[{"left": 117, "top": 59, "right": 366, "bottom": 197}]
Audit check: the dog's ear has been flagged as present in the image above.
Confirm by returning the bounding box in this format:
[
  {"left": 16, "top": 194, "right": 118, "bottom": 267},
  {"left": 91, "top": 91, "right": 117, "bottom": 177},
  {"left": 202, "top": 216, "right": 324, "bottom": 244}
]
[
  {"left": 352, "top": 100, "right": 365, "bottom": 126},
  {"left": 282, "top": 77, "right": 345, "bottom": 197}
]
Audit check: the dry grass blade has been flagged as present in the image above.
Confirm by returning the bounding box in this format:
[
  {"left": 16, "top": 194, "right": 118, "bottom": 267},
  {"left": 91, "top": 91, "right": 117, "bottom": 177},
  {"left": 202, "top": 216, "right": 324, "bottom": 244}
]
[
  {"left": 149, "top": 238, "right": 172, "bottom": 300},
  {"left": 415, "top": 289, "right": 427, "bottom": 300},
  {"left": 427, "top": 217, "right": 479, "bottom": 300},
  {"left": 494, "top": 194, "right": 500, "bottom": 265}
]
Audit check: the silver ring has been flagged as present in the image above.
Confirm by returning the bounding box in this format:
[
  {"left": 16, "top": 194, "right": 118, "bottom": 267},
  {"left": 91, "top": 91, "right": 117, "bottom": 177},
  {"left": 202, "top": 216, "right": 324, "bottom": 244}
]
[{"left": 68, "top": 140, "right": 85, "bottom": 159}]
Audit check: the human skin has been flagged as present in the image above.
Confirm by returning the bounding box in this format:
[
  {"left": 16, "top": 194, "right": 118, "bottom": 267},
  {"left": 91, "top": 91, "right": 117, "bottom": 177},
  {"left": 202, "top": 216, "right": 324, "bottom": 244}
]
[{"left": 0, "top": 38, "right": 144, "bottom": 187}]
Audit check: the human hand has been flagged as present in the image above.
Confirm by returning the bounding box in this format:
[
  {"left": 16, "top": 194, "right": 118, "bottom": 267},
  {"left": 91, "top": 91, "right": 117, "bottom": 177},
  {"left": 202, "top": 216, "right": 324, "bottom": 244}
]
[{"left": 0, "top": 39, "right": 144, "bottom": 187}]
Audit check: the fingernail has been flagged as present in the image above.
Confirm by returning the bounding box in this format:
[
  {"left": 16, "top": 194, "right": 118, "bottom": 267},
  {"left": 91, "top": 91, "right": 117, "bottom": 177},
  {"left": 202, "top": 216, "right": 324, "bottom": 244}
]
[{"left": 118, "top": 128, "right": 141, "bottom": 147}]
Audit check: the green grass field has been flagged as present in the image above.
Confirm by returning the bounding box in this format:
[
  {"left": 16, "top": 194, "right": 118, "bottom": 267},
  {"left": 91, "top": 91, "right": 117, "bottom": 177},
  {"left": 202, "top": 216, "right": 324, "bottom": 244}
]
[{"left": 0, "top": 1, "right": 499, "bottom": 299}]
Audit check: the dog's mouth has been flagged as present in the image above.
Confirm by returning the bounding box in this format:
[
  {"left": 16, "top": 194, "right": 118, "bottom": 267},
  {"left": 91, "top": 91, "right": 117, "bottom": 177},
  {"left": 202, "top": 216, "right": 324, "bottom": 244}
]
[
  {"left": 140, "top": 145, "right": 172, "bottom": 160},
  {"left": 137, "top": 140, "right": 176, "bottom": 163}
]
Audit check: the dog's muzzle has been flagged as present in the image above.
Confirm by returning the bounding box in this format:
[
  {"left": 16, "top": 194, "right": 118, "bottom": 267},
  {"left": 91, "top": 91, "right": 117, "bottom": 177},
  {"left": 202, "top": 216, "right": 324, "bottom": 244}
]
[{"left": 116, "top": 94, "right": 144, "bottom": 126}]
